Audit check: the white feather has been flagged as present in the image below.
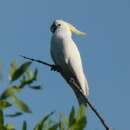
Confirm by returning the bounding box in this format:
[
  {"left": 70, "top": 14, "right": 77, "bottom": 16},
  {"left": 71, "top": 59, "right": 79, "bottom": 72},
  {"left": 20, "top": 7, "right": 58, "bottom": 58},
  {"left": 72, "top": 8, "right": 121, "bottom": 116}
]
[{"left": 50, "top": 20, "right": 89, "bottom": 98}]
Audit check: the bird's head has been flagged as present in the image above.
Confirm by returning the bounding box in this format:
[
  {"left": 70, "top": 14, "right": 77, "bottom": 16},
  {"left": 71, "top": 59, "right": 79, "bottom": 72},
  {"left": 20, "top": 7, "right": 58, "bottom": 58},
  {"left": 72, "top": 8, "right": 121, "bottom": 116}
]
[{"left": 50, "top": 20, "right": 86, "bottom": 36}]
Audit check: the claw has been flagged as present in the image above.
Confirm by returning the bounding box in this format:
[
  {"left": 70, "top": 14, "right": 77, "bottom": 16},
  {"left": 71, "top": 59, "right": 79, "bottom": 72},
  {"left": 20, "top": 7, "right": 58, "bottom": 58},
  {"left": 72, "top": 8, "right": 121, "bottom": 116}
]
[{"left": 51, "top": 65, "right": 62, "bottom": 72}]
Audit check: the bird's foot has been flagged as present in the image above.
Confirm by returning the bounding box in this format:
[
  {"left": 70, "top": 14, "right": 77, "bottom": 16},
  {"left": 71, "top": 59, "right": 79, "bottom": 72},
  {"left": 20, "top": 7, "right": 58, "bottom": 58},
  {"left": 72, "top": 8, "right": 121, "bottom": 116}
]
[{"left": 51, "top": 65, "right": 62, "bottom": 72}]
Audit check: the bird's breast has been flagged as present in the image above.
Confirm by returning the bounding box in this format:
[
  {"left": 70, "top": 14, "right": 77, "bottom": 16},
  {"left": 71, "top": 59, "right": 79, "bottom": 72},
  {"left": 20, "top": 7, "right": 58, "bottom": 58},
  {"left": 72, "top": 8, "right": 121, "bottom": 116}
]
[{"left": 50, "top": 36, "right": 72, "bottom": 68}]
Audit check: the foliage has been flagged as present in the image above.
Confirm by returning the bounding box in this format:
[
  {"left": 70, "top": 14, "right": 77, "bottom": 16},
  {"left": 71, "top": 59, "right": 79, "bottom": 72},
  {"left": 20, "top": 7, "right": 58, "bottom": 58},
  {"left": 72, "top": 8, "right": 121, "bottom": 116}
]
[
  {"left": 0, "top": 60, "right": 87, "bottom": 130},
  {"left": 34, "top": 106, "right": 87, "bottom": 130},
  {"left": 33, "top": 106, "right": 87, "bottom": 130}
]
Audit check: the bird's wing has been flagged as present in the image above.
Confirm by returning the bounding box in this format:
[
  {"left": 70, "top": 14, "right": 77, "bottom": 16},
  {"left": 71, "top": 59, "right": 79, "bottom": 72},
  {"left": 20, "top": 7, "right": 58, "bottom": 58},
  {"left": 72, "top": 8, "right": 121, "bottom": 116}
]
[
  {"left": 67, "top": 52, "right": 88, "bottom": 96},
  {"left": 58, "top": 38, "right": 88, "bottom": 96},
  {"left": 50, "top": 37, "right": 88, "bottom": 96}
]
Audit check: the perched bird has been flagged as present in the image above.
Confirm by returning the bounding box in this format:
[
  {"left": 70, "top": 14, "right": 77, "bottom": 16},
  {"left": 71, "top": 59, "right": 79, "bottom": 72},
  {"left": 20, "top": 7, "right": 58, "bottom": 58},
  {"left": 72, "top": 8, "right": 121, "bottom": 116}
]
[{"left": 50, "top": 20, "right": 89, "bottom": 106}]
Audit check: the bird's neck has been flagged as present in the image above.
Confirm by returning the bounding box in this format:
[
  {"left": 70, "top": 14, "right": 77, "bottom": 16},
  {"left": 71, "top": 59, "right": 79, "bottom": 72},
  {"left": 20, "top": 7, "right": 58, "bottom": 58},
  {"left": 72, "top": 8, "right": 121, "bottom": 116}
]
[{"left": 54, "top": 29, "right": 72, "bottom": 39}]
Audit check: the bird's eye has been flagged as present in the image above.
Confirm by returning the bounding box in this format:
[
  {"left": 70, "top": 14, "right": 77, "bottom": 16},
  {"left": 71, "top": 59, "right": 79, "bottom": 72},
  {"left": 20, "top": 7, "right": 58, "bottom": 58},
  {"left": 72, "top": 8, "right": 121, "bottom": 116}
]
[{"left": 58, "top": 24, "right": 61, "bottom": 26}]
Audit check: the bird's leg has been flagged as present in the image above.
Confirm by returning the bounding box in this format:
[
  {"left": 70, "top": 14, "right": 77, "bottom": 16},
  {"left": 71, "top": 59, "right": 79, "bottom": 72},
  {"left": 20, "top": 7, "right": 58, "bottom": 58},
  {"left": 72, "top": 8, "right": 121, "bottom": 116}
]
[{"left": 51, "top": 65, "right": 62, "bottom": 72}]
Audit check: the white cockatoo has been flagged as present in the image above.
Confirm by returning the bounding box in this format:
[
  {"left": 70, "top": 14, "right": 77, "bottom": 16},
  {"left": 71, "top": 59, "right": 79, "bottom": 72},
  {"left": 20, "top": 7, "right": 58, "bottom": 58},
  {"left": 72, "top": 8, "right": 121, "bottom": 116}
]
[{"left": 50, "top": 20, "right": 89, "bottom": 105}]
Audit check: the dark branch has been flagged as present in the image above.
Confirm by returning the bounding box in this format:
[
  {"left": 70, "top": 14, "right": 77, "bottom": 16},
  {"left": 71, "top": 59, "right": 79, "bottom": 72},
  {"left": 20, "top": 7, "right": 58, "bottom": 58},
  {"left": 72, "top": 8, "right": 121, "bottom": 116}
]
[
  {"left": 20, "top": 55, "right": 53, "bottom": 67},
  {"left": 20, "top": 55, "right": 112, "bottom": 130}
]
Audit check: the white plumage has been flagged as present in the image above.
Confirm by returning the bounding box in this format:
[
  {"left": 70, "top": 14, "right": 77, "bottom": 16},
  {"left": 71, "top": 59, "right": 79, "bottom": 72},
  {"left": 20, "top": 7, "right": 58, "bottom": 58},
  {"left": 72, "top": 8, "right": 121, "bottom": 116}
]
[{"left": 50, "top": 20, "right": 89, "bottom": 105}]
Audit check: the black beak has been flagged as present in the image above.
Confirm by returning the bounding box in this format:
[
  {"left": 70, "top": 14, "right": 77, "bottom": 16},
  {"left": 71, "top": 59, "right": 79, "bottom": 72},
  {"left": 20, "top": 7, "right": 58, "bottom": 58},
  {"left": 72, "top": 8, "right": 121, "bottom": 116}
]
[{"left": 50, "top": 23, "right": 57, "bottom": 33}]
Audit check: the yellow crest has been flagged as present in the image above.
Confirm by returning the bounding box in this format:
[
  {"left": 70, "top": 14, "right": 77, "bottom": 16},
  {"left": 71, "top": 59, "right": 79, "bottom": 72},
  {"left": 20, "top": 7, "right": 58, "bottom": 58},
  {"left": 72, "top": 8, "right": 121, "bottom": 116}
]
[{"left": 67, "top": 23, "right": 86, "bottom": 36}]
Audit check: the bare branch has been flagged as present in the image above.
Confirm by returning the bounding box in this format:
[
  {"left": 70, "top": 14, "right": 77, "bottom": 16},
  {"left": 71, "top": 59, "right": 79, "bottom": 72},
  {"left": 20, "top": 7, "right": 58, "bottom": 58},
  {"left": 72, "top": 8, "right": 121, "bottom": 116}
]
[
  {"left": 20, "top": 55, "right": 53, "bottom": 67},
  {"left": 20, "top": 55, "right": 112, "bottom": 130}
]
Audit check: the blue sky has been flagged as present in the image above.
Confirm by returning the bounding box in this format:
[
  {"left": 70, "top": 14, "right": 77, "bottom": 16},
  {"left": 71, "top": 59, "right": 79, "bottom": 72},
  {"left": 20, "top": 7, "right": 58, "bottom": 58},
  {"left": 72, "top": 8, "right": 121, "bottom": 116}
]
[{"left": 0, "top": 0, "right": 130, "bottom": 130}]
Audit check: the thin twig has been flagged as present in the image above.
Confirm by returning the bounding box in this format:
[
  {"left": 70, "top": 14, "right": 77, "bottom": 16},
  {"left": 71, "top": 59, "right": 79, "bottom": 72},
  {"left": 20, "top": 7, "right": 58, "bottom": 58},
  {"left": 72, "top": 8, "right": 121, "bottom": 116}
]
[
  {"left": 20, "top": 55, "right": 53, "bottom": 67},
  {"left": 70, "top": 79, "right": 111, "bottom": 130},
  {"left": 87, "top": 99, "right": 111, "bottom": 130},
  {"left": 20, "top": 55, "right": 111, "bottom": 130}
]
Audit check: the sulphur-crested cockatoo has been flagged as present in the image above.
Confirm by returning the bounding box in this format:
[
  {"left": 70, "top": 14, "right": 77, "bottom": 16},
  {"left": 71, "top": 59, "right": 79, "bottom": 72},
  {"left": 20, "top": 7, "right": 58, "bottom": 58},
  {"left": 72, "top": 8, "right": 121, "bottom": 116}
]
[{"left": 50, "top": 20, "right": 89, "bottom": 105}]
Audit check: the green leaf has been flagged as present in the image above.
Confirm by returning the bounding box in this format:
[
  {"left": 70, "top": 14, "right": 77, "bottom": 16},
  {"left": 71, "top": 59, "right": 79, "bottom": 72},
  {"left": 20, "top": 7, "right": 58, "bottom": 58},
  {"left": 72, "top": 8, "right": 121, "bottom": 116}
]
[
  {"left": 69, "top": 106, "right": 76, "bottom": 127},
  {"left": 41, "top": 112, "right": 55, "bottom": 123},
  {"left": 0, "top": 110, "right": 4, "bottom": 130},
  {"left": 0, "top": 86, "right": 20, "bottom": 99},
  {"left": 76, "top": 105, "right": 87, "bottom": 130},
  {"left": 60, "top": 113, "right": 68, "bottom": 127},
  {"left": 77, "top": 105, "right": 86, "bottom": 121},
  {"left": 22, "top": 121, "right": 27, "bottom": 130},
  {"left": 19, "top": 69, "right": 39, "bottom": 89},
  {"left": 48, "top": 123, "right": 59, "bottom": 130},
  {"left": 26, "top": 70, "right": 34, "bottom": 80},
  {"left": 76, "top": 116, "right": 86, "bottom": 130},
  {"left": 34, "top": 112, "right": 54, "bottom": 130},
  {"left": 0, "top": 100, "right": 12, "bottom": 109},
  {"left": 5, "top": 112, "right": 23, "bottom": 117},
  {"left": 33, "top": 68, "right": 38, "bottom": 80},
  {"left": 11, "top": 62, "right": 32, "bottom": 81},
  {"left": 72, "top": 105, "right": 86, "bottom": 130},
  {"left": 9, "top": 59, "right": 17, "bottom": 81},
  {"left": 59, "top": 121, "right": 65, "bottom": 130},
  {"left": 11, "top": 96, "right": 32, "bottom": 113},
  {"left": 29, "top": 85, "right": 42, "bottom": 90},
  {"left": 4, "top": 123, "right": 15, "bottom": 130},
  {"left": 26, "top": 68, "right": 38, "bottom": 81}
]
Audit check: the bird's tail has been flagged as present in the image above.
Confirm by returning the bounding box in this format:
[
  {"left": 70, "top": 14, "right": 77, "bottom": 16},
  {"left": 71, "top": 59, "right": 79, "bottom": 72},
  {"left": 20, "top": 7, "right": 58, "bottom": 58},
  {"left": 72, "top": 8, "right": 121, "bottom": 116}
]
[
  {"left": 73, "top": 87, "right": 88, "bottom": 106},
  {"left": 60, "top": 72, "right": 88, "bottom": 106},
  {"left": 67, "top": 77, "right": 88, "bottom": 106}
]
